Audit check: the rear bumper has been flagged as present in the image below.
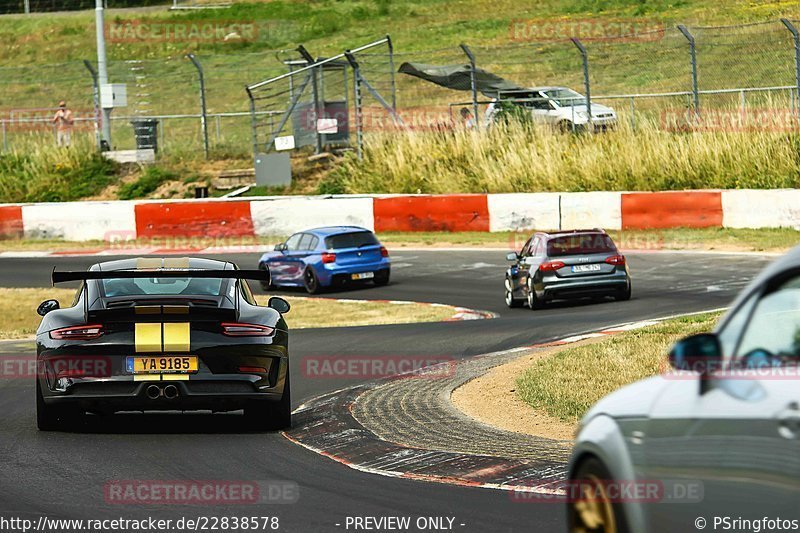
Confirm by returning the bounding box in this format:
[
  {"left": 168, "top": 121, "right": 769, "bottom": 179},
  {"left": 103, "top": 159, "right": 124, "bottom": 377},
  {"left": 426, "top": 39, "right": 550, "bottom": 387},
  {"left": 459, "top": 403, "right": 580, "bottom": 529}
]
[
  {"left": 318, "top": 260, "right": 391, "bottom": 286},
  {"left": 542, "top": 272, "right": 629, "bottom": 300},
  {"left": 39, "top": 358, "right": 288, "bottom": 413}
]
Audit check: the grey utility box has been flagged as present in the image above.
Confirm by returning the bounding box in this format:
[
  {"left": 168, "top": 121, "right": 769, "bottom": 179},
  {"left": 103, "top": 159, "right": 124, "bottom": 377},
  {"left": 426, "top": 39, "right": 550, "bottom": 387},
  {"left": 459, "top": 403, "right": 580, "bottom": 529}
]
[{"left": 255, "top": 152, "right": 292, "bottom": 187}]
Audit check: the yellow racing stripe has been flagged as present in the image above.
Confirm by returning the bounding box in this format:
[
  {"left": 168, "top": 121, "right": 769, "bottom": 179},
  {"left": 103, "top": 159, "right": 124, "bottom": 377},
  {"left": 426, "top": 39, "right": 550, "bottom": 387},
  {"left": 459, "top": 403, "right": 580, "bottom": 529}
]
[
  {"left": 135, "top": 323, "right": 162, "bottom": 353},
  {"left": 163, "top": 322, "right": 191, "bottom": 353}
]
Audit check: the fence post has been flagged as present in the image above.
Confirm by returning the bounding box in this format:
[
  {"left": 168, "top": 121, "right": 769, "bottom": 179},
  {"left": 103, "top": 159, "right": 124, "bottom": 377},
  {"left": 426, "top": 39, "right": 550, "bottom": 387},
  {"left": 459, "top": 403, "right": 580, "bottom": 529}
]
[
  {"left": 297, "top": 45, "right": 323, "bottom": 154},
  {"left": 83, "top": 59, "right": 102, "bottom": 151},
  {"left": 386, "top": 34, "right": 397, "bottom": 112},
  {"left": 245, "top": 87, "right": 259, "bottom": 156},
  {"left": 677, "top": 25, "right": 699, "bottom": 115},
  {"left": 459, "top": 43, "right": 479, "bottom": 128},
  {"left": 344, "top": 51, "right": 363, "bottom": 160},
  {"left": 570, "top": 38, "right": 592, "bottom": 131},
  {"left": 629, "top": 96, "right": 635, "bottom": 131},
  {"left": 781, "top": 18, "right": 800, "bottom": 125},
  {"left": 186, "top": 54, "right": 209, "bottom": 159}
]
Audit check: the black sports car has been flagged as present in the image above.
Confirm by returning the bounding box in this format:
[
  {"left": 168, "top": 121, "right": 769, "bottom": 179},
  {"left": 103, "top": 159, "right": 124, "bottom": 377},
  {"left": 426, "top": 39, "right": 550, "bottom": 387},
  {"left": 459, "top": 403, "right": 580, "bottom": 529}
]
[{"left": 35, "top": 257, "right": 291, "bottom": 431}]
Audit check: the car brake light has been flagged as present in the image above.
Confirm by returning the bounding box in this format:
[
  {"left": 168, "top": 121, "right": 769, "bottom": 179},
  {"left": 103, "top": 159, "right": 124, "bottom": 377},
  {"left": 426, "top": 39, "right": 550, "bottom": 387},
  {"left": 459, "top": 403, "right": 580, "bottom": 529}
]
[
  {"left": 539, "top": 261, "right": 565, "bottom": 272},
  {"left": 321, "top": 252, "right": 336, "bottom": 264},
  {"left": 605, "top": 255, "right": 626, "bottom": 266},
  {"left": 221, "top": 323, "right": 275, "bottom": 336},
  {"left": 380, "top": 246, "right": 389, "bottom": 258},
  {"left": 49, "top": 324, "right": 104, "bottom": 340}
]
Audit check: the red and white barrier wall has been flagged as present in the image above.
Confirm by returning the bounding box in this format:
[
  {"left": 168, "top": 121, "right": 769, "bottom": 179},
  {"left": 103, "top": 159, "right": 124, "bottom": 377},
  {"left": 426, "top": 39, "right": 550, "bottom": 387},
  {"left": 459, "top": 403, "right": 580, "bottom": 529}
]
[{"left": 0, "top": 189, "right": 796, "bottom": 241}]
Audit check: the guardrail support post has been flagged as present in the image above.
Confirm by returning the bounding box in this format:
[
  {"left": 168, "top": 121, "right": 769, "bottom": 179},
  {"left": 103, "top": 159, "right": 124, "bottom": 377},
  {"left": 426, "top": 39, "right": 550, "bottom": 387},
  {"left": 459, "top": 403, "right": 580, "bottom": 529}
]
[
  {"left": 677, "top": 25, "right": 699, "bottom": 115},
  {"left": 571, "top": 37, "right": 592, "bottom": 131},
  {"left": 187, "top": 53, "right": 209, "bottom": 159},
  {"left": 781, "top": 18, "right": 800, "bottom": 126},
  {"left": 460, "top": 43, "right": 479, "bottom": 128},
  {"left": 344, "top": 51, "right": 363, "bottom": 160}
]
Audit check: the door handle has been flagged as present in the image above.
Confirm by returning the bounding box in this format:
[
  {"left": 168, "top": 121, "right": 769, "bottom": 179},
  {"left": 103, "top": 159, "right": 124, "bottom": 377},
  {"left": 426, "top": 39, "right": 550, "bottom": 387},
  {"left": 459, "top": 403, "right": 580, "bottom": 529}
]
[{"left": 777, "top": 402, "right": 800, "bottom": 439}]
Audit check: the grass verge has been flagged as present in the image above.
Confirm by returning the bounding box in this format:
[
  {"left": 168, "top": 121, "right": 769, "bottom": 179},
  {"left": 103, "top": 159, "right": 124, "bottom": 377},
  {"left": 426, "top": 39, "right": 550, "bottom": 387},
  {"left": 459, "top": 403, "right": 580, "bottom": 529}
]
[
  {"left": 515, "top": 312, "right": 722, "bottom": 423},
  {"left": 0, "top": 288, "right": 457, "bottom": 339},
  {"left": 322, "top": 119, "right": 800, "bottom": 194},
  {"left": 1, "top": 227, "right": 799, "bottom": 252}
]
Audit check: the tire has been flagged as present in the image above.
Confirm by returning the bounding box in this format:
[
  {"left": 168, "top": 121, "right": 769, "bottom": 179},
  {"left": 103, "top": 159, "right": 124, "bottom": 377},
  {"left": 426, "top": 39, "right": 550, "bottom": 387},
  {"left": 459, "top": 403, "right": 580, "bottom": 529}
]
[
  {"left": 36, "top": 379, "right": 80, "bottom": 431},
  {"left": 504, "top": 277, "right": 523, "bottom": 308},
  {"left": 373, "top": 269, "right": 390, "bottom": 286},
  {"left": 567, "top": 457, "right": 629, "bottom": 533},
  {"left": 303, "top": 267, "right": 321, "bottom": 294},
  {"left": 244, "top": 369, "right": 291, "bottom": 431},
  {"left": 258, "top": 264, "right": 274, "bottom": 291},
  {"left": 557, "top": 120, "right": 573, "bottom": 134},
  {"left": 526, "top": 277, "right": 544, "bottom": 310},
  {"left": 614, "top": 281, "right": 632, "bottom": 302}
]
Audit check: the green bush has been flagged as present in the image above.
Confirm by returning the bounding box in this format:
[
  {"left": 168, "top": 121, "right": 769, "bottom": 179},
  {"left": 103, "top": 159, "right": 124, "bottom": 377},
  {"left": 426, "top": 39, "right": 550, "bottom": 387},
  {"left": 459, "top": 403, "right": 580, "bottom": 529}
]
[
  {"left": 118, "top": 167, "right": 179, "bottom": 200},
  {"left": 0, "top": 139, "right": 117, "bottom": 203}
]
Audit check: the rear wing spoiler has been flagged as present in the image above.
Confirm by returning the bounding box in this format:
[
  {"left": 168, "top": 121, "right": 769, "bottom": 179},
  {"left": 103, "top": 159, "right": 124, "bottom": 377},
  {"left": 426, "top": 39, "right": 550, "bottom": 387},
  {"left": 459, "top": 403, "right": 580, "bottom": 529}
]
[{"left": 52, "top": 269, "right": 268, "bottom": 285}]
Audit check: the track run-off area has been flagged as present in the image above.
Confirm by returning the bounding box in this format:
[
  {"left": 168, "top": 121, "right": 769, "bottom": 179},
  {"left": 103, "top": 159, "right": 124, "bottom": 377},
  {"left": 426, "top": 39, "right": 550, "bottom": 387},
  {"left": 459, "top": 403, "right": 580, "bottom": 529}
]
[{"left": 0, "top": 249, "right": 772, "bottom": 532}]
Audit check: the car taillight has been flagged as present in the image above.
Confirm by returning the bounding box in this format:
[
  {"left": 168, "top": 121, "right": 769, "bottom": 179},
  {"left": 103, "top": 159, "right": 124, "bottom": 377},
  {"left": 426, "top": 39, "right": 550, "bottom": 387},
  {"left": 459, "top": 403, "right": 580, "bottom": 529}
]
[
  {"left": 605, "top": 255, "right": 626, "bottom": 266},
  {"left": 539, "top": 261, "right": 565, "bottom": 272},
  {"left": 321, "top": 252, "right": 336, "bottom": 264},
  {"left": 49, "top": 324, "right": 104, "bottom": 341},
  {"left": 221, "top": 323, "right": 275, "bottom": 337},
  {"left": 380, "top": 246, "right": 389, "bottom": 258}
]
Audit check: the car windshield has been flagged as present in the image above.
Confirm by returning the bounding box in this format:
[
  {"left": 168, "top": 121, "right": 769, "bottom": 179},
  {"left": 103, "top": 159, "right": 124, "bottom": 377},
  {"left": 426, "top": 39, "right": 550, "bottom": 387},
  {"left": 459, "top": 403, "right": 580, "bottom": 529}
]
[
  {"left": 547, "top": 234, "right": 616, "bottom": 257},
  {"left": 325, "top": 231, "right": 379, "bottom": 250},
  {"left": 100, "top": 275, "right": 225, "bottom": 298},
  {"left": 543, "top": 88, "right": 584, "bottom": 107}
]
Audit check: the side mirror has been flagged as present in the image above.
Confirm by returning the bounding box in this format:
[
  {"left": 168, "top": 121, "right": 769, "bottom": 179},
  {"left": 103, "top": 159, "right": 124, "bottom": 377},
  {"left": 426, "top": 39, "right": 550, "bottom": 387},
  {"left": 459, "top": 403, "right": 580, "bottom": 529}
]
[
  {"left": 268, "top": 296, "right": 290, "bottom": 314},
  {"left": 37, "top": 299, "right": 60, "bottom": 316},
  {"left": 274, "top": 243, "right": 288, "bottom": 253},
  {"left": 506, "top": 252, "right": 519, "bottom": 262},
  {"left": 668, "top": 333, "right": 721, "bottom": 372}
]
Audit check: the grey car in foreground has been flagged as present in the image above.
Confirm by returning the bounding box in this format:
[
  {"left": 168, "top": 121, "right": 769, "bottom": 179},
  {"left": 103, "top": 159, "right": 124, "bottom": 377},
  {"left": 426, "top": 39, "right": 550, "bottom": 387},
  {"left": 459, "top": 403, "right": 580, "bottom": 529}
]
[
  {"left": 568, "top": 246, "right": 800, "bottom": 532},
  {"left": 504, "top": 229, "right": 631, "bottom": 309}
]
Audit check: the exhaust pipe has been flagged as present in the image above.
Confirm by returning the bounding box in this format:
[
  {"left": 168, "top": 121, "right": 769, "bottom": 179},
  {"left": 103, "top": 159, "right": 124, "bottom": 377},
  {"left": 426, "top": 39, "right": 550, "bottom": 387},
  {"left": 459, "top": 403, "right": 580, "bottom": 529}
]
[
  {"left": 146, "top": 384, "right": 162, "bottom": 400},
  {"left": 163, "top": 384, "right": 179, "bottom": 400}
]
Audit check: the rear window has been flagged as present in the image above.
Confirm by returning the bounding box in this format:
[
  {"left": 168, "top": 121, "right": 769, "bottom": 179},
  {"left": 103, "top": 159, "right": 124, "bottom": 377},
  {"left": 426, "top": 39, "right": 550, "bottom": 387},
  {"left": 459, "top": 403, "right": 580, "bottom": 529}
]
[
  {"left": 100, "top": 276, "right": 225, "bottom": 298},
  {"left": 547, "top": 234, "right": 616, "bottom": 257},
  {"left": 325, "top": 231, "right": 379, "bottom": 250}
]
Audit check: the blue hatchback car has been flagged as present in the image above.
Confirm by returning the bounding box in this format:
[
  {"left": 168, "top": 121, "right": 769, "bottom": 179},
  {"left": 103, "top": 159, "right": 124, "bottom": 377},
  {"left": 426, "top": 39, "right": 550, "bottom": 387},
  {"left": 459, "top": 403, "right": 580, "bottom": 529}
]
[{"left": 257, "top": 226, "right": 391, "bottom": 294}]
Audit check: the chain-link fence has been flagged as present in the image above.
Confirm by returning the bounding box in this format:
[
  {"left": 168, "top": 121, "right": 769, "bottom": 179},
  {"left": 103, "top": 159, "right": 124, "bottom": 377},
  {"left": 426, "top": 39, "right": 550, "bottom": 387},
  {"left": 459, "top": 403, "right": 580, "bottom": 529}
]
[{"left": 7, "top": 19, "right": 800, "bottom": 157}]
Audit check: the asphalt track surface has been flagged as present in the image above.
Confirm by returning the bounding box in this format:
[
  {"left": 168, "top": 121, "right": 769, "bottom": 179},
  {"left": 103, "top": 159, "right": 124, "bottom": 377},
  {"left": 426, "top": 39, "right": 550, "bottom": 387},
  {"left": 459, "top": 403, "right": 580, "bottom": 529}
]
[{"left": 0, "top": 250, "right": 772, "bottom": 532}]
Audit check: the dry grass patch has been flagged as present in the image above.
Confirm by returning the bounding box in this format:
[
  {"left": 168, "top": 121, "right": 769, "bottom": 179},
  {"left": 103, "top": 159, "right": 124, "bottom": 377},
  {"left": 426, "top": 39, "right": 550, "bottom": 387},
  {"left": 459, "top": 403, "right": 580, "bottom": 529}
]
[
  {"left": 0, "top": 289, "right": 458, "bottom": 339},
  {"left": 516, "top": 312, "right": 723, "bottom": 423}
]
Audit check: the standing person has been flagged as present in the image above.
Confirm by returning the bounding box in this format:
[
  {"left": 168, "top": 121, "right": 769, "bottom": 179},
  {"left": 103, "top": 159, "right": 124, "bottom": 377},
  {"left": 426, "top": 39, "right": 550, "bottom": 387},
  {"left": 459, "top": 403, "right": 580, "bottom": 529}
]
[
  {"left": 53, "top": 101, "right": 74, "bottom": 147},
  {"left": 459, "top": 107, "right": 476, "bottom": 130}
]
